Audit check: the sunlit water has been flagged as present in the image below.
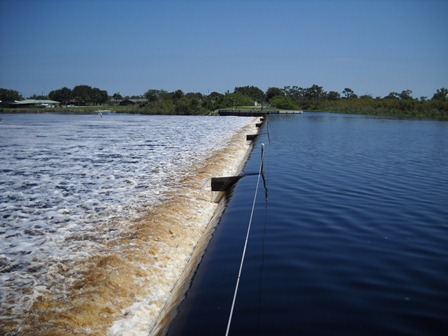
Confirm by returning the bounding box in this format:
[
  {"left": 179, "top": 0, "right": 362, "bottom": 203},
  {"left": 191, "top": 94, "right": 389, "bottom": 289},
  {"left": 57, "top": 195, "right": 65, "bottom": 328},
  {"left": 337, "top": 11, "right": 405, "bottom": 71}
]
[
  {"left": 0, "top": 113, "right": 256, "bottom": 335},
  {"left": 168, "top": 113, "right": 448, "bottom": 336}
]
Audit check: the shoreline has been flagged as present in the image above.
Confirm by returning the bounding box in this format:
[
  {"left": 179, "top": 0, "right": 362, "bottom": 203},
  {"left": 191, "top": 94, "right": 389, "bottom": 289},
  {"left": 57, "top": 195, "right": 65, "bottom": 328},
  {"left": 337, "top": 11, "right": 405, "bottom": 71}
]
[{"left": 6, "top": 117, "right": 260, "bottom": 335}]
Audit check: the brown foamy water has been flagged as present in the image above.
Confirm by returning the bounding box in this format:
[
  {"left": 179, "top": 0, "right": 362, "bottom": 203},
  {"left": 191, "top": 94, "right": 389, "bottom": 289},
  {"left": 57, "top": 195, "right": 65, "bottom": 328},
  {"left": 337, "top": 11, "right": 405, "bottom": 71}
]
[{"left": 1, "top": 116, "right": 259, "bottom": 336}]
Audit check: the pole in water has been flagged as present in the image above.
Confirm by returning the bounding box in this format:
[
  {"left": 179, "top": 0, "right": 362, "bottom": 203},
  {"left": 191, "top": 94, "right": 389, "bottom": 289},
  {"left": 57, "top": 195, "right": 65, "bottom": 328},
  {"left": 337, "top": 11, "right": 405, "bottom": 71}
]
[
  {"left": 260, "top": 143, "right": 268, "bottom": 201},
  {"left": 261, "top": 143, "right": 264, "bottom": 174}
]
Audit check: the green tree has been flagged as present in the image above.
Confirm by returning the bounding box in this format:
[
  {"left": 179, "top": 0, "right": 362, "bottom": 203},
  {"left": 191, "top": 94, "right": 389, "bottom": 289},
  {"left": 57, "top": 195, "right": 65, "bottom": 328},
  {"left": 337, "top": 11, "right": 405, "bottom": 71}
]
[
  {"left": 112, "top": 92, "right": 123, "bottom": 100},
  {"left": 0, "top": 88, "right": 22, "bottom": 101},
  {"left": 91, "top": 88, "right": 108, "bottom": 105},
  {"left": 327, "top": 91, "right": 341, "bottom": 101},
  {"left": 171, "top": 89, "right": 184, "bottom": 101},
  {"left": 265, "top": 87, "right": 284, "bottom": 102},
  {"left": 269, "top": 95, "right": 300, "bottom": 110},
  {"left": 72, "top": 85, "right": 92, "bottom": 104},
  {"left": 145, "top": 89, "right": 169, "bottom": 102},
  {"left": 342, "top": 88, "right": 357, "bottom": 99},
  {"left": 234, "top": 86, "right": 265, "bottom": 103},
  {"left": 141, "top": 100, "right": 175, "bottom": 114},
  {"left": 49, "top": 87, "right": 73, "bottom": 104},
  {"left": 384, "top": 92, "right": 400, "bottom": 100},
  {"left": 203, "top": 91, "right": 224, "bottom": 111},
  {"left": 432, "top": 87, "right": 448, "bottom": 101},
  {"left": 28, "top": 94, "right": 49, "bottom": 99},
  {"left": 221, "top": 92, "right": 253, "bottom": 108},
  {"left": 174, "top": 97, "right": 205, "bottom": 115},
  {"left": 399, "top": 90, "right": 413, "bottom": 100},
  {"left": 71, "top": 85, "right": 108, "bottom": 105},
  {"left": 184, "top": 92, "right": 203, "bottom": 100},
  {"left": 300, "top": 84, "right": 326, "bottom": 109}
]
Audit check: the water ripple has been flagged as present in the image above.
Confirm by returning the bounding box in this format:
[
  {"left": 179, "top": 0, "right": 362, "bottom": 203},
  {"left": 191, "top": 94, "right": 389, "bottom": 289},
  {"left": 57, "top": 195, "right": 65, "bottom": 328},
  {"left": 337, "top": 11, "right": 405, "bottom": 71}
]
[{"left": 168, "top": 113, "right": 448, "bottom": 336}]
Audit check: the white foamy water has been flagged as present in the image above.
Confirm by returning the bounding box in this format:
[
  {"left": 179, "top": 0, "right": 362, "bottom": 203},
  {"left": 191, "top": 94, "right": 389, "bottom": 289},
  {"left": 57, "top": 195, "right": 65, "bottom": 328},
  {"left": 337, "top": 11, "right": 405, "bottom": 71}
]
[{"left": 0, "top": 113, "right": 255, "bottom": 334}]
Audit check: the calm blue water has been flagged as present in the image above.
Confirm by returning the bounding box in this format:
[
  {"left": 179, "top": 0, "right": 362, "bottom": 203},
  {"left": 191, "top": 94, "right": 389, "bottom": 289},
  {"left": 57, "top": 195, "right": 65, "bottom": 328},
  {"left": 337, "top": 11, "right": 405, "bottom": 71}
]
[{"left": 168, "top": 113, "right": 448, "bottom": 336}]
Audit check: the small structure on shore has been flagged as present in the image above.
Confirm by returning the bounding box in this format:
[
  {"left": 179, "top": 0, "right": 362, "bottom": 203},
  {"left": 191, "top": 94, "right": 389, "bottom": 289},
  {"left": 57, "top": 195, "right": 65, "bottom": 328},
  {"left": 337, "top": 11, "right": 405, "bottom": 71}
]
[
  {"left": 9, "top": 99, "right": 61, "bottom": 108},
  {"left": 119, "top": 98, "right": 148, "bottom": 106},
  {"left": 218, "top": 109, "right": 303, "bottom": 116}
]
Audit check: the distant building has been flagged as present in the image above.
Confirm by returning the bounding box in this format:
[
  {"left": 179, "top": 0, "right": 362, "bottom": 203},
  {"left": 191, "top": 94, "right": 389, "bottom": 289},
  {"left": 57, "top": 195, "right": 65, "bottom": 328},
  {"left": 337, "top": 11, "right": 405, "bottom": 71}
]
[
  {"left": 119, "top": 98, "right": 147, "bottom": 106},
  {"left": 10, "top": 99, "right": 61, "bottom": 108},
  {"left": 108, "top": 98, "right": 121, "bottom": 105}
]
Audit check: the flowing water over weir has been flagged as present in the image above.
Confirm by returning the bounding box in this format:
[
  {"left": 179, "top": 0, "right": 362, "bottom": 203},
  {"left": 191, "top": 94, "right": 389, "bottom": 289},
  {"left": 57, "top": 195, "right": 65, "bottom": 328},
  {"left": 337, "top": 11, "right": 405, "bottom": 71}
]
[{"left": 0, "top": 113, "right": 259, "bottom": 335}]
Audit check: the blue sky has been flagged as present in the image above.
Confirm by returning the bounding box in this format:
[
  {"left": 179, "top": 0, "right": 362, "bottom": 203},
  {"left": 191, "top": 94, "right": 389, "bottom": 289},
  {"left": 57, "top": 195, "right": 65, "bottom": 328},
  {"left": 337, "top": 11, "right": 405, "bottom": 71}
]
[{"left": 1, "top": 0, "right": 447, "bottom": 99}]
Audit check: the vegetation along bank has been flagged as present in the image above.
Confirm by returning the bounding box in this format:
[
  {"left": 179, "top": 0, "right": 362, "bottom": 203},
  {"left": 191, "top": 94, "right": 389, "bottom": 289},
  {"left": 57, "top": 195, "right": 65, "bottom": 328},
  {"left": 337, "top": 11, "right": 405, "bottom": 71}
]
[{"left": 1, "top": 85, "right": 447, "bottom": 119}]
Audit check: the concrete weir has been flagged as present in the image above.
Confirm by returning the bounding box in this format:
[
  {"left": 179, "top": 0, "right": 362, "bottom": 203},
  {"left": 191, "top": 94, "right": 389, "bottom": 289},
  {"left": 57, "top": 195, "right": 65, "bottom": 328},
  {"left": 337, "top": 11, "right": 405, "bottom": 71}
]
[
  {"left": 211, "top": 115, "right": 266, "bottom": 197},
  {"left": 218, "top": 109, "right": 303, "bottom": 116},
  {"left": 149, "top": 116, "right": 263, "bottom": 335},
  {"left": 209, "top": 118, "right": 266, "bottom": 211},
  {"left": 211, "top": 176, "right": 241, "bottom": 192}
]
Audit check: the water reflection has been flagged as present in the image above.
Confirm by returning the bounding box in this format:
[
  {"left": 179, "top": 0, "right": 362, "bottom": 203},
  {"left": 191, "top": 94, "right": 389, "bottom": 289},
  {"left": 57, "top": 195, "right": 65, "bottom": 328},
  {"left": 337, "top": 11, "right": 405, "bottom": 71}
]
[{"left": 169, "top": 112, "right": 448, "bottom": 336}]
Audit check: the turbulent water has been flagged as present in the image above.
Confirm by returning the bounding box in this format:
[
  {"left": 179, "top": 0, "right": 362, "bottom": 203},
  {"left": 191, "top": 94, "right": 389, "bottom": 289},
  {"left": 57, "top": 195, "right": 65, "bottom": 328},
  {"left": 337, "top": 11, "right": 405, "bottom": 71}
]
[
  {"left": 168, "top": 113, "right": 448, "bottom": 336},
  {"left": 0, "top": 113, "right": 257, "bottom": 335}
]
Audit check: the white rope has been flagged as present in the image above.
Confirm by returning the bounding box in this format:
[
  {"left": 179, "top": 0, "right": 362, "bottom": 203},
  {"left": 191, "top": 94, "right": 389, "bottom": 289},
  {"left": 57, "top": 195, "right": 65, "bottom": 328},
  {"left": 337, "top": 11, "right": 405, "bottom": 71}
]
[{"left": 225, "top": 144, "right": 265, "bottom": 336}]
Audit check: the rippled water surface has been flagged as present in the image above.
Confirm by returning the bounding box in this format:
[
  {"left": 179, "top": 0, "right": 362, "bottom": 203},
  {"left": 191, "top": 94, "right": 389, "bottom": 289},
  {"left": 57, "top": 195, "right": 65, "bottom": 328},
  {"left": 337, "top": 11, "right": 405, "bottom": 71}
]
[
  {"left": 169, "top": 113, "right": 448, "bottom": 336},
  {"left": 0, "top": 113, "right": 254, "bottom": 334}
]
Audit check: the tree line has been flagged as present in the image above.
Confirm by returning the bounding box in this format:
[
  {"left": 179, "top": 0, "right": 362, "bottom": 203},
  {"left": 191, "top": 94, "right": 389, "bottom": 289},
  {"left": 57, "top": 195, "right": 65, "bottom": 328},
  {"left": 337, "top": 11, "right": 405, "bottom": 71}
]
[
  {"left": 1, "top": 85, "right": 447, "bottom": 118},
  {"left": 0, "top": 85, "right": 108, "bottom": 106}
]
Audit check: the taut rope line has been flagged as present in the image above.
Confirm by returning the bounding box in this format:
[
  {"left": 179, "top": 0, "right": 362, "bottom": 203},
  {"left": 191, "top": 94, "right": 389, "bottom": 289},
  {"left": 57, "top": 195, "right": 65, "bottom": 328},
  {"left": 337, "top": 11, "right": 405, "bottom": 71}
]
[{"left": 225, "top": 143, "right": 266, "bottom": 336}]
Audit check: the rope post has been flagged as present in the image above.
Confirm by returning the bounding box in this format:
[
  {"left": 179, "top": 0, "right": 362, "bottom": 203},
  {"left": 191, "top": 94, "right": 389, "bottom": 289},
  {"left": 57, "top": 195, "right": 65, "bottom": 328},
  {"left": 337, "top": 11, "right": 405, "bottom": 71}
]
[{"left": 261, "top": 143, "right": 265, "bottom": 175}]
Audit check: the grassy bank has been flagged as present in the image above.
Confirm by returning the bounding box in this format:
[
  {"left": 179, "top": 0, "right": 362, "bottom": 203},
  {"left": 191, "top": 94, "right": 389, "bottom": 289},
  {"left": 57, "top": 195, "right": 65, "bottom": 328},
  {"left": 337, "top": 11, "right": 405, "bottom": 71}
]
[
  {"left": 311, "top": 98, "right": 448, "bottom": 120},
  {"left": 2, "top": 103, "right": 447, "bottom": 120}
]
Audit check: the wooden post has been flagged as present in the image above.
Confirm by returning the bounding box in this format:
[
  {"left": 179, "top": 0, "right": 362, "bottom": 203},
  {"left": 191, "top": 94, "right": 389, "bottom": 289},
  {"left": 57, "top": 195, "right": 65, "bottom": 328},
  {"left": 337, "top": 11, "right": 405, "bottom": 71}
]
[{"left": 211, "top": 176, "right": 241, "bottom": 192}]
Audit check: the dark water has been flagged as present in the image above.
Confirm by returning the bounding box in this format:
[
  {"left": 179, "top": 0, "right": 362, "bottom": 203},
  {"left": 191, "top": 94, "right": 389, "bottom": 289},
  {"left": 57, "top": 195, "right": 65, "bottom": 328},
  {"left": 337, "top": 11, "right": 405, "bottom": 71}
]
[{"left": 168, "top": 113, "right": 448, "bottom": 336}]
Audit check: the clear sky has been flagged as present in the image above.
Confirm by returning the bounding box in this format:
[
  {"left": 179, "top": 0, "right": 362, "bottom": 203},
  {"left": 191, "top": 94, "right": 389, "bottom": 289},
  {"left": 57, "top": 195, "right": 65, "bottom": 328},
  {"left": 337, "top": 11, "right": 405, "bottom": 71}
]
[{"left": 1, "top": 0, "right": 447, "bottom": 99}]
